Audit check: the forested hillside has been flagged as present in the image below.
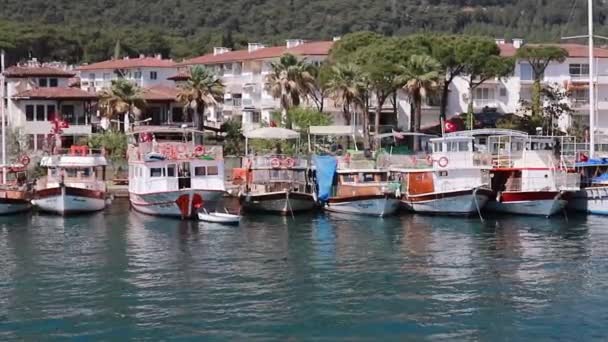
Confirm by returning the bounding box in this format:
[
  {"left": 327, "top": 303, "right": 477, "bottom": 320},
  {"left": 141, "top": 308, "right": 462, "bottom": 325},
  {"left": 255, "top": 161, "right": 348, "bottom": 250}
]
[{"left": 0, "top": 0, "right": 605, "bottom": 65}]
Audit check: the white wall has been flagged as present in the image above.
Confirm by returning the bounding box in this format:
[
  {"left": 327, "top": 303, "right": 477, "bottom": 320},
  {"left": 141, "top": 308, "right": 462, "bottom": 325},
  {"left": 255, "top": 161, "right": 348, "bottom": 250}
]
[{"left": 79, "top": 67, "right": 178, "bottom": 92}]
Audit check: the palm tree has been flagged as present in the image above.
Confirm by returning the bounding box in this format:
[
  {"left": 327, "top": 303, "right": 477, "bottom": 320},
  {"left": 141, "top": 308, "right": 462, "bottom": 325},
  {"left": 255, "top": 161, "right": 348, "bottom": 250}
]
[
  {"left": 397, "top": 55, "right": 441, "bottom": 148},
  {"left": 326, "top": 63, "right": 365, "bottom": 126},
  {"left": 265, "top": 53, "right": 316, "bottom": 127},
  {"left": 177, "top": 66, "right": 225, "bottom": 142},
  {"left": 98, "top": 78, "right": 146, "bottom": 131}
]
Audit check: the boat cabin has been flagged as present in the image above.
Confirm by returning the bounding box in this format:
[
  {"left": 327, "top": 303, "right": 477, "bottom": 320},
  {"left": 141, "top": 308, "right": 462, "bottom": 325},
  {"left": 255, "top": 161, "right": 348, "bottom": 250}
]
[
  {"left": 127, "top": 128, "right": 225, "bottom": 195},
  {"left": 429, "top": 136, "right": 492, "bottom": 169},
  {"left": 244, "top": 157, "right": 312, "bottom": 195},
  {"left": 331, "top": 169, "right": 398, "bottom": 198},
  {"left": 38, "top": 150, "right": 107, "bottom": 191}
]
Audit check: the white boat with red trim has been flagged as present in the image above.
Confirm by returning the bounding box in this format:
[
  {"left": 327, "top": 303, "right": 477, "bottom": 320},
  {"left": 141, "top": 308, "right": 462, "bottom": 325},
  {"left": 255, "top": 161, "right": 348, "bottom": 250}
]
[
  {"left": 481, "top": 133, "right": 579, "bottom": 217},
  {"left": 128, "top": 127, "right": 226, "bottom": 219},
  {"left": 33, "top": 145, "right": 108, "bottom": 215}
]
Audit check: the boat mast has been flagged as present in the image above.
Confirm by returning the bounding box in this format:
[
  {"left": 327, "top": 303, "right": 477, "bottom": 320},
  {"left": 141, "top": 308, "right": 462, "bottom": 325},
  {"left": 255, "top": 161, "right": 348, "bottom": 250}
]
[
  {"left": 0, "top": 50, "right": 6, "bottom": 184},
  {"left": 588, "top": 0, "right": 596, "bottom": 158}
]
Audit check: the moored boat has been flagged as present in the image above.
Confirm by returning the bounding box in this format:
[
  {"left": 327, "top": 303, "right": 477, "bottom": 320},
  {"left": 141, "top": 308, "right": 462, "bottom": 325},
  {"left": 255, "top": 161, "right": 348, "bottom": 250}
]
[
  {"left": 33, "top": 145, "right": 108, "bottom": 215},
  {"left": 238, "top": 127, "right": 316, "bottom": 215},
  {"left": 127, "top": 127, "right": 227, "bottom": 219},
  {"left": 389, "top": 135, "right": 493, "bottom": 216},
  {"left": 567, "top": 157, "right": 608, "bottom": 214},
  {"left": 314, "top": 155, "right": 400, "bottom": 217},
  {"left": 483, "top": 133, "right": 579, "bottom": 217},
  {"left": 0, "top": 163, "right": 33, "bottom": 214},
  {"left": 198, "top": 209, "right": 241, "bottom": 225}
]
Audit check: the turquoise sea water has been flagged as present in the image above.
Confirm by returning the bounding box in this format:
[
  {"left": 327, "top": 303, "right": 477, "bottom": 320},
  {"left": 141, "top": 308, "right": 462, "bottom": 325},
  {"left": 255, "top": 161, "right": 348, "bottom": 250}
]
[{"left": 0, "top": 200, "right": 607, "bottom": 340}]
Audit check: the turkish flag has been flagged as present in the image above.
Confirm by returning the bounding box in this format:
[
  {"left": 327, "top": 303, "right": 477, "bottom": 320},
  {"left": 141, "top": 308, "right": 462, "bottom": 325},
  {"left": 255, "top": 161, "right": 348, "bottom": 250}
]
[{"left": 445, "top": 121, "right": 457, "bottom": 133}]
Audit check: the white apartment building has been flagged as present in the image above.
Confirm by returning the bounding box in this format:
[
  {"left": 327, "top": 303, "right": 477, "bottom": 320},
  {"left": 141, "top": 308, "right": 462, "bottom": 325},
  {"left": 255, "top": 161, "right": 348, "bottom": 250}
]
[
  {"left": 177, "top": 39, "right": 334, "bottom": 130},
  {"left": 77, "top": 55, "right": 178, "bottom": 92},
  {"left": 2, "top": 61, "right": 97, "bottom": 150},
  {"left": 431, "top": 40, "right": 608, "bottom": 132},
  {"left": 77, "top": 56, "right": 189, "bottom": 127}
]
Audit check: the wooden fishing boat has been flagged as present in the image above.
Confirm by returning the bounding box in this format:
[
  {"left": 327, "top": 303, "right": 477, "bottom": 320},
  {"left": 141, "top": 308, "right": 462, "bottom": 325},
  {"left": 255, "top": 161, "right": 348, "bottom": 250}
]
[{"left": 238, "top": 127, "right": 316, "bottom": 215}]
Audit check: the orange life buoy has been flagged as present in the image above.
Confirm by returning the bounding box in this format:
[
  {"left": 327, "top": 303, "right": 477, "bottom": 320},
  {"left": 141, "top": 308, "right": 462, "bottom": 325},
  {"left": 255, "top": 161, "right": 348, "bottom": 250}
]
[
  {"left": 344, "top": 153, "right": 351, "bottom": 165},
  {"left": 194, "top": 145, "right": 205, "bottom": 157},
  {"left": 426, "top": 155, "right": 434, "bottom": 166},
  {"left": 283, "top": 158, "right": 295, "bottom": 168},
  {"left": 438, "top": 156, "right": 449, "bottom": 168},
  {"left": 270, "top": 158, "right": 281, "bottom": 168},
  {"left": 20, "top": 155, "right": 30, "bottom": 166}
]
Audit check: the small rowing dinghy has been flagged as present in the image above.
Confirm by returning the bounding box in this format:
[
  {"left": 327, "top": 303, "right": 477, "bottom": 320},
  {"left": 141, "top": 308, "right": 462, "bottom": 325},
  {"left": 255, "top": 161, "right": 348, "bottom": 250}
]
[{"left": 198, "top": 209, "right": 241, "bottom": 225}]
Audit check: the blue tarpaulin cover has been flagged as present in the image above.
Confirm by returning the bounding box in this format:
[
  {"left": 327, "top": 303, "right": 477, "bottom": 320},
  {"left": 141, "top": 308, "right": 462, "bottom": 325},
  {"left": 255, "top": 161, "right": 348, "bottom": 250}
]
[
  {"left": 576, "top": 158, "right": 608, "bottom": 167},
  {"left": 314, "top": 155, "right": 337, "bottom": 202},
  {"left": 592, "top": 173, "right": 608, "bottom": 183}
]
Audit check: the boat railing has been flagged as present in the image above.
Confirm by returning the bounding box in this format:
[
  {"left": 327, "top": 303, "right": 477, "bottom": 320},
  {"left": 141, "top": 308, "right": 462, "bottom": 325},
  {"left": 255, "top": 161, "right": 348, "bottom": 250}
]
[
  {"left": 250, "top": 168, "right": 307, "bottom": 184},
  {"left": 245, "top": 155, "right": 308, "bottom": 169},
  {"left": 54, "top": 147, "right": 106, "bottom": 157},
  {"left": 554, "top": 172, "right": 581, "bottom": 191},
  {"left": 377, "top": 153, "right": 428, "bottom": 169},
  {"left": 128, "top": 142, "right": 223, "bottom": 162}
]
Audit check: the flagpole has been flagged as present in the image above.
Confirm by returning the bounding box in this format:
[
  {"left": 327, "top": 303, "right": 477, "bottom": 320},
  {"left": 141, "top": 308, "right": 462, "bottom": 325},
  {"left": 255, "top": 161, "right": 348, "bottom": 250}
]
[
  {"left": 588, "top": 0, "right": 596, "bottom": 158},
  {"left": 1, "top": 50, "right": 6, "bottom": 185}
]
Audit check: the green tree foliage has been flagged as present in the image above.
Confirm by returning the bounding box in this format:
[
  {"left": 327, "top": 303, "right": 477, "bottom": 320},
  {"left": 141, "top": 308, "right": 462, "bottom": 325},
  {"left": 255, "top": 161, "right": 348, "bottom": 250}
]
[
  {"left": 86, "top": 130, "right": 128, "bottom": 165},
  {"left": 0, "top": 1, "right": 605, "bottom": 64},
  {"left": 519, "top": 83, "right": 574, "bottom": 135},
  {"left": 353, "top": 37, "right": 413, "bottom": 137},
  {"left": 220, "top": 119, "right": 244, "bottom": 156},
  {"left": 516, "top": 46, "right": 569, "bottom": 118},
  {"left": 396, "top": 55, "right": 442, "bottom": 148},
  {"left": 462, "top": 38, "right": 515, "bottom": 128},
  {"left": 265, "top": 53, "right": 316, "bottom": 128},
  {"left": 326, "top": 63, "right": 365, "bottom": 127},
  {"left": 307, "top": 63, "right": 332, "bottom": 113},
  {"left": 286, "top": 107, "right": 333, "bottom": 131},
  {"left": 176, "top": 66, "right": 225, "bottom": 140},
  {"left": 98, "top": 79, "right": 146, "bottom": 129}
]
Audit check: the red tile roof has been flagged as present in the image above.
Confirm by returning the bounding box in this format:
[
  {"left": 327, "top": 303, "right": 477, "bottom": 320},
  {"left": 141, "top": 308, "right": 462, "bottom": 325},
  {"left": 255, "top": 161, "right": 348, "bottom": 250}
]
[
  {"left": 288, "top": 41, "right": 334, "bottom": 56},
  {"left": 142, "top": 85, "right": 179, "bottom": 101},
  {"left": 179, "top": 41, "right": 334, "bottom": 66},
  {"left": 3, "top": 66, "right": 75, "bottom": 78},
  {"left": 12, "top": 87, "right": 98, "bottom": 100},
  {"left": 76, "top": 57, "right": 176, "bottom": 71},
  {"left": 499, "top": 43, "right": 608, "bottom": 58}
]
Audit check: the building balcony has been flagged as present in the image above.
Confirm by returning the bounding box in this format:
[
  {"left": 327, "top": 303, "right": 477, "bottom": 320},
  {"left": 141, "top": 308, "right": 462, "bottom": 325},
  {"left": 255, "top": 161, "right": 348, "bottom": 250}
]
[
  {"left": 472, "top": 99, "right": 499, "bottom": 108},
  {"left": 571, "top": 98, "right": 590, "bottom": 109}
]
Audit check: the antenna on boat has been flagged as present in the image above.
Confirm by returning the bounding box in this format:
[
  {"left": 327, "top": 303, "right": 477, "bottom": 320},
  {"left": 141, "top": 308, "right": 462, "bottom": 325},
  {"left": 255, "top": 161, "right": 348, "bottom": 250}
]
[
  {"left": 1, "top": 49, "right": 6, "bottom": 185},
  {"left": 562, "top": 0, "right": 604, "bottom": 158}
]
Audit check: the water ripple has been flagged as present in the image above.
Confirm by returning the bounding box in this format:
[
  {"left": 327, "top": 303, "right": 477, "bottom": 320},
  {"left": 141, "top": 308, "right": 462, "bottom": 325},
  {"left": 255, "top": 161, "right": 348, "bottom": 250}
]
[{"left": 0, "top": 203, "right": 607, "bottom": 339}]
